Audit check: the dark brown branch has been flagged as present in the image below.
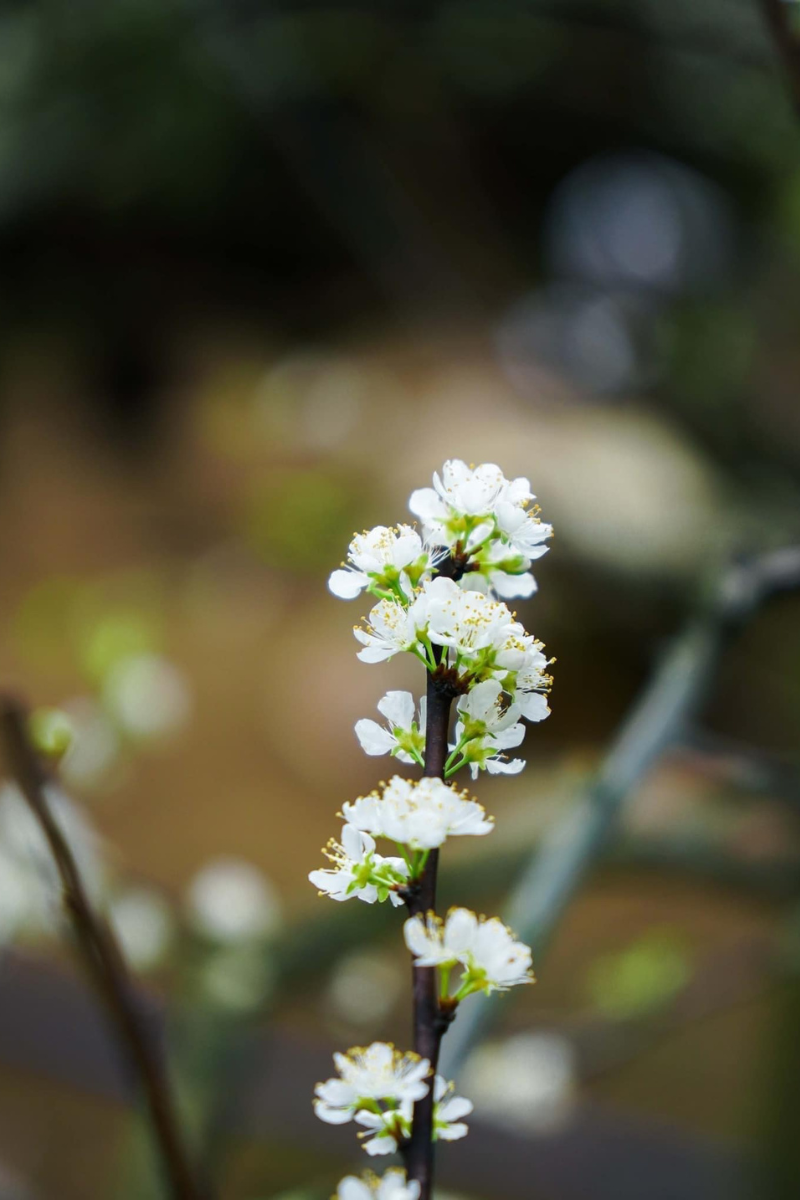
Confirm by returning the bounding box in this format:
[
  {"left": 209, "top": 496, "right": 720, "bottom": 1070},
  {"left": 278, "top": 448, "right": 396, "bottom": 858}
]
[
  {"left": 0, "top": 696, "right": 205, "bottom": 1200},
  {"left": 402, "top": 651, "right": 456, "bottom": 1197}
]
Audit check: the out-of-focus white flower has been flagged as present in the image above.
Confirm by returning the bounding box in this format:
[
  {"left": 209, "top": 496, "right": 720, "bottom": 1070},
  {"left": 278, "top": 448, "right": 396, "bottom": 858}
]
[
  {"left": 327, "top": 950, "right": 404, "bottom": 1027},
  {"left": 353, "top": 590, "right": 432, "bottom": 664},
  {"left": 355, "top": 1075, "right": 472, "bottom": 1155},
  {"left": 462, "top": 1032, "right": 577, "bottom": 1133},
  {"left": 355, "top": 691, "right": 426, "bottom": 766},
  {"left": 104, "top": 654, "right": 192, "bottom": 740},
  {"left": 60, "top": 698, "right": 121, "bottom": 790},
  {"left": 404, "top": 908, "right": 533, "bottom": 996},
  {"left": 186, "top": 857, "right": 281, "bottom": 942},
  {"left": 0, "top": 848, "right": 41, "bottom": 940},
  {"left": 336, "top": 1169, "right": 420, "bottom": 1200},
  {"left": 314, "top": 1042, "right": 430, "bottom": 1125},
  {"left": 109, "top": 886, "right": 174, "bottom": 972},
  {"left": 309, "top": 825, "right": 408, "bottom": 907},
  {"left": 0, "top": 783, "right": 106, "bottom": 907},
  {"left": 330, "top": 526, "right": 430, "bottom": 600},
  {"left": 342, "top": 777, "right": 493, "bottom": 851}
]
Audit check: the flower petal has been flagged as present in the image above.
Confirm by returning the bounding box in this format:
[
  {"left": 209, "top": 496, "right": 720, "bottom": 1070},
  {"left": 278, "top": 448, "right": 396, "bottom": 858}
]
[
  {"left": 377, "top": 690, "right": 416, "bottom": 730},
  {"left": 329, "top": 570, "right": 367, "bottom": 599},
  {"left": 355, "top": 719, "right": 397, "bottom": 755}
]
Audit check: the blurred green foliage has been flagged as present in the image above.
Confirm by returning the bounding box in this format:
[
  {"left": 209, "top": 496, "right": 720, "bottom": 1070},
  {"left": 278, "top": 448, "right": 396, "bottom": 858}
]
[{"left": 585, "top": 928, "right": 693, "bottom": 1020}]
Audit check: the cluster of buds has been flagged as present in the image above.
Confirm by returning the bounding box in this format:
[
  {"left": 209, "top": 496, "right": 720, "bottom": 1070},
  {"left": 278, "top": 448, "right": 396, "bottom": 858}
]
[{"left": 311, "top": 460, "right": 554, "bottom": 1199}]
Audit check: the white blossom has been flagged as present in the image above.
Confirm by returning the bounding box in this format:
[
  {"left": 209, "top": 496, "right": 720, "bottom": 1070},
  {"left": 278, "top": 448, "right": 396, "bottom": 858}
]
[
  {"left": 404, "top": 908, "right": 534, "bottom": 995},
  {"left": 506, "top": 643, "right": 553, "bottom": 722},
  {"left": 186, "top": 858, "right": 282, "bottom": 941},
  {"left": 355, "top": 1075, "right": 472, "bottom": 1155},
  {"left": 0, "top": 782, "right": 106, "bottom": 908},
  {"left": 452, "top": 680, "right": 525, "bottom": 778},
  {"left": 461, "top": 1032, "right": 576, "bottom": 1134},
  {"left": 409, "top": 461, "right": 510, "bottom": 540},
  {"left": 342, "top": 776, "right": 493, "bottom": 851},
  {"left": 433, "top": 1076, "right": 474, "bottom": 1141},
  {"left": 104, "top": 654, "right": 192, "bottom": 740},
  {"left": 494, "top": 501, "right": 553, "bottom": 559},
  {"left": 309, "top": 825, "right": 409, "bottom": 907},
  {"left": 426, "top": 576, "right": 510, "bottom": 649},
  {"left": 353, "top": 589, "right": 433, "bottom": 664},
  {"left": 329, "top": 526, "right": 429, "bottom": 601},
  {"left": 109, "top": 887, "right": 174, "bottom": 972},
  {"left": 335, "top": 1169, "right": 420, "bottom": 1200},
  {"left": 314, "top": 1042, "right": 430, "bottom": 1125},
  {"left": 425, "top": 578, "right": 542, "bottom": 683},
  {"left": 408, "top": 460, "right": 552, "bottom": 598},
  {"left": 355, "top": 692, "right": 426, "bottom": 765}
]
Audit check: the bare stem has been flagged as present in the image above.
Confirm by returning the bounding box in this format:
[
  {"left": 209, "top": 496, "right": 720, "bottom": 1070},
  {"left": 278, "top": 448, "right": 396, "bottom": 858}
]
[
  {"left": 402, "top": 549, "right": 474, "bottom": 1194},
  {"left": 402, "top": 674, "right": 452, "bottom": 1199},
  {"left": 0, "top": 696, "right": 206, "bottom": 1200}
]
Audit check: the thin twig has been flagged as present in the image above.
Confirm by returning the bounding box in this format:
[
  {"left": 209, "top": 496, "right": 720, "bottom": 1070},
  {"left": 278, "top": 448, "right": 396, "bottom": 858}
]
[
  {"left": 401, "top": 674, "right": 453, "bottom": 1198},
  {"left": 0, "top": 696, "right": 205, "bottom": 1200},
  {"left": 440, "top": 546, "right": 800, "bottom": 1077},
  {"left": 760, "top": 0, "right": 800, "bottom": 111},
  {"left": 401, "top": 551, "right": 469, "bottom": 1199}
]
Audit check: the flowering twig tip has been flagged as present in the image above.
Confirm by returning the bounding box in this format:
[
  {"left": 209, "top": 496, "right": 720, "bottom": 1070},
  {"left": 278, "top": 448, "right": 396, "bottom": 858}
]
[{"left": 316, "top": 459, "right": 553, "bottom": 1197}]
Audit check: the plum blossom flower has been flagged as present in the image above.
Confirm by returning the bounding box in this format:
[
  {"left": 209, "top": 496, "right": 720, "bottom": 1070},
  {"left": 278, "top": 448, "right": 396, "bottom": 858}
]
[
  {"left": 404, "top": 908, "right": 534, "bottom": 995},
  {"left": 408, "top": 460, "right": 552, "bottom": 598},
  {"left": 449, "top": 679, "right": 525, "bottom": 778},
  {"left": 494, "top": 500, "right": 553, "bottom": 559},
  {"left": 309, "top": 825, "right": 408, "bottom": 906},
  {"left": 425, "top": 577, "right": 529, "bottom": 676},
  {"left": 354, "top": 589, "right": 433, "bottom": 664},
  {"left": 433, "top": 1076, "right": 474, "bottom": 1141},
  {"left": 314, "top": 1042, "right": 430, "bottom": 1125},
  {"left": 329, "top": 526, "right": 431, "bottom": 601},
  {"left": 505, "top": 643, "right": 553, "bottom": 722},
  {"left": 355, "top": 691, "right": 426, "bottom": 766},
  {"left": 335, "top": 1169, "right": 420, "bottom": 1200},
  {"left": 409, "top": 461, "right": 511, "bottom": 543},
  {"left": 355, "top": 1076, "right": 473, "bottom": 1155},
  {"left": 342, "top": 776, "right": 493, "bottom": 851}
]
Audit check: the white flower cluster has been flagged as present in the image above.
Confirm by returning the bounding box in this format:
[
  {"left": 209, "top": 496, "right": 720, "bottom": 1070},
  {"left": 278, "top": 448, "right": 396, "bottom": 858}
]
[
  {"left": 314, "top": 460, "right": 552, "bottom": 1199},
  {"left": 333, "top": 464, "right": 554, "bottom": 779},
  {"left": 314, "top": 1042, "right": 472, "bottom": 1156},
  {"left": 335, "top": 1168, "right": 420, "bottom": 1200},
  {"left": 410, "top": 460, "right": 552, "bottom": 597},
  {"left": 404, "top": 908, "right": 534, "bottom": 997}
]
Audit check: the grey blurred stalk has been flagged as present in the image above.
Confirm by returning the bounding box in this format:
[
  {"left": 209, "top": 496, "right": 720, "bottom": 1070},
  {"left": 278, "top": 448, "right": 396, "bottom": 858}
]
[{"left": 441, "top": 546, "right": 800, "bottom": 1078}]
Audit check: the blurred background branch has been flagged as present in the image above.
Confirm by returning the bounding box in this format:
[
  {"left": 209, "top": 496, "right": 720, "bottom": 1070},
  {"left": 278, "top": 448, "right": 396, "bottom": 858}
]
[
  {"left": 441, "top": 547, "right": 800, "bottom": 1076},
  {"left": 0, "top": 698, "right": 205, "bottom": 1200}
]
